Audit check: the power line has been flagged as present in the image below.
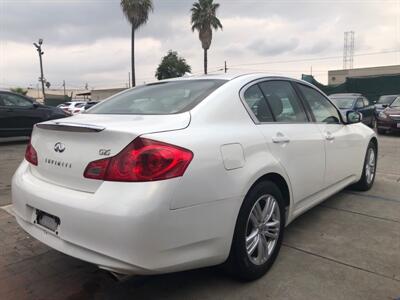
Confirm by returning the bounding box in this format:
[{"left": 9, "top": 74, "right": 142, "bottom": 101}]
[{"left": 227, "top": 49, "right": 400, "bottom": 68}]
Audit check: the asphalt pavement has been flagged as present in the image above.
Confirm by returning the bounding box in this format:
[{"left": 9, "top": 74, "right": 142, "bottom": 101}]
[{"left": 0, "top": 134, "right": 399, "bottom": 300}]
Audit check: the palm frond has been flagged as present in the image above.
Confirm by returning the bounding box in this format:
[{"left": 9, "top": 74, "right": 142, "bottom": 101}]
[{"left": 120, "top": 0, "right": 154, "bottom": 30}]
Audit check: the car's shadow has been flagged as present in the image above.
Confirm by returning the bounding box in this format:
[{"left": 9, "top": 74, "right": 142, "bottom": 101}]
[{"left": 65, "top": 266, "right": 245, "bottom": 300}]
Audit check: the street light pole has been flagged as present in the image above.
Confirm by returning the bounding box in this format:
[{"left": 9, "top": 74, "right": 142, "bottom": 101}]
[{"left": 33, "top": 39, "right": 46, "bottom": 101}]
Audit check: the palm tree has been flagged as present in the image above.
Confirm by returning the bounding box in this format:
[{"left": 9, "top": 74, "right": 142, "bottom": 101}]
[
  {"left": 120, "top": 0, "right": 153, "bottom": 87},
  {"left": 190, "top": 0, "right": 223, "bottom": 75}
]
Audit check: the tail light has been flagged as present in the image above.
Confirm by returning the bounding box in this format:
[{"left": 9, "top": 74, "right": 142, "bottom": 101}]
[
  {"left": 84, "top": 138, "right": 193, "bottom": 182},
  {"left": 25, "top": 141, "right": 38, "bottom": 166}
]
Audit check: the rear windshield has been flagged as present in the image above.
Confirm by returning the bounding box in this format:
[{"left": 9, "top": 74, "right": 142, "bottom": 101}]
[
  {"left": 88, "top": 79, "right": 227, "bottom": 115},
  {"left": 330, "top": 97, "right": 355, "bottom": 109}
]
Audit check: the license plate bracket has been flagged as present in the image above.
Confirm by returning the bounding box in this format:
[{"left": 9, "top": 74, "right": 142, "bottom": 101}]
[{"left": 35, "top": 210, "right": 60, "bottom": 233}]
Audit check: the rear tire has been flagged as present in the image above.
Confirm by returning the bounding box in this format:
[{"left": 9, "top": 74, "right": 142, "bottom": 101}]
[
  {"left": 351, "top": 141, "right": 377, "bottom": 191},
  {"left": 225, "top": 181, "right": 285, "bottom": 281}
]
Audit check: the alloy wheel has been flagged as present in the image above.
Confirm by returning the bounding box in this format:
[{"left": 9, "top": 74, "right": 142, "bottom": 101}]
[
  {"left": 365, "top": 148, "right": 376, "bottom": 184},
  {"left": 245, "top": 194, "right": 280, "bottom": 265}
]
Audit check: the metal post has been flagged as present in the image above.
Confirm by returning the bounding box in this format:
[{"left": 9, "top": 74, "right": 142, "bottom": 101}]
[
  {"left": 224, "top": 61, "right": 227, "bottom": 73},
  {"left": 33, "top": 39, "right": 46, "bottom": 100},
  {"left": 128, "top": 72, "right": 131, "bottom": 88},
  {"left": 63, "top": 80, "right": 66, "bottom": 96}
]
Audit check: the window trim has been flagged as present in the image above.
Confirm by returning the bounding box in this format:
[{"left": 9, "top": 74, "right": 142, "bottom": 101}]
[
  {"left": 239, "top": 78, "right": 311, "bottom": 125},
  {"left": 293, "top": 82, "right": 345, "bottom": 125}
]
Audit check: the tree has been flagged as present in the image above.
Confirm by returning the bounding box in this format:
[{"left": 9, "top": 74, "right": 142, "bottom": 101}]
[
  {"left": 190, "top": 0, "right": 223, "bottom": 75},
  {"left": 10, "top": 87, "right": 28, "bottom": 96},
  {"left": 120, "top": 0, "right": 153, "bottom": 87},
  {"left": 155, "top": 50, "right": 192, "bottom": 80}
]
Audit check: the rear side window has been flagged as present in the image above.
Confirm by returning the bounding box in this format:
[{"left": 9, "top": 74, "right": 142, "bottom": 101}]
[
  {"left": 355, "top": 98, "right": 364, "bottom": 108},
  {"left": 297, "top": 84, "right": 341, "bottom": 124},
  {"left": 243, "top": 85, "right": 274, "bottom": 122},
  {"left": 363, "top": 97, "right": 369, "bottom": 106},
  {"left": 88, "top": 79, "right": 226, "bottom": 115},
  {"left": 259, "top": 81, "right": 308, "bottom": 123}
]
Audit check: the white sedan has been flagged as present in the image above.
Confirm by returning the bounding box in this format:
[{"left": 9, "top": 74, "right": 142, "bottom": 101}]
[
  {"left": 12, "top": 74, "right": 377, "bottom": 281},
  {"left": 57, "top": 101, "right": 86, "bottom": 115}
]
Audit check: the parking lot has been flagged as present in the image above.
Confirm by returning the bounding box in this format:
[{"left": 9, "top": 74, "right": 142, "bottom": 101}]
[{"left": 0, "top": 134, "right": 399, "bottom": 300}]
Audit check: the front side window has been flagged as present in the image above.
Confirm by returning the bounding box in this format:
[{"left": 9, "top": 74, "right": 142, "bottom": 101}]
[
  {"left": 362, "top": 97, "right": 369, "bottom": 107},
  {"left": 298, "top": 84, "right": 341, "bottom": 124},
  {"left": 0, "top": 94, "right": 32, "bottom": 107},
  {"left": 88, "top": 80, "right": 226, "bottom": 115},
  {"left": 243, "top": 84, "right": 273, "bottom": 122},
  {"left": 259, "top": 81, "right": 308, "bottom": 123}
]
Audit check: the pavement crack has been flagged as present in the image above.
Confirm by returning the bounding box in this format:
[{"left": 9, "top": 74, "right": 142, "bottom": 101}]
[
  {"left": 343, "top": 191, "right": 400, "bottom": 203},
  {"left": 282, "top": 243, "right": 400, "bottom": 283},
  {"left": 319, "top": 205, "right": 400, "bottom": 224}
]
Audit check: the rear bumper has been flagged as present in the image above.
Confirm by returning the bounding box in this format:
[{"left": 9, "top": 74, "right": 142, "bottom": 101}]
[{"left": 12, "top": 161, "right": 238, "bottom": 275}]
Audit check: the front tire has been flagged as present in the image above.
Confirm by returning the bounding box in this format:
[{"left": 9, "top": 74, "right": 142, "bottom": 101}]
[
  {"left": 351, "top": 141, "right": 377, "bottom": 191},
  {"left": 225, "top": 181, "right": 285, "bottom": 281}
]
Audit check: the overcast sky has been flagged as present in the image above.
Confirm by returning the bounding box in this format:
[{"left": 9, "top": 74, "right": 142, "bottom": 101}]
[{"left": 0, "top": 0, "right": 399, "bottom": 89}]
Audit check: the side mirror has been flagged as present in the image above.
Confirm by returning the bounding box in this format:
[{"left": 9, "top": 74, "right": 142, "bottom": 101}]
[
  {"left": 32, "top": 102, "right": 40, "bottom": 108},
  {"left": 382, "top": 104, "right": 388, "bottom": 108},
  {"left": 346, "top": 110, "right": 362, "bottom": 124}
]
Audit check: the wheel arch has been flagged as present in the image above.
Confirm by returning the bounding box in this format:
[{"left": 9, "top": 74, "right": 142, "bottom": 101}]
[
  {"left": 370, "top": 136, "right": 378, "bottom": 154},
  {"left": 244, "top": 172, "right": 292, "bottom": 224}
]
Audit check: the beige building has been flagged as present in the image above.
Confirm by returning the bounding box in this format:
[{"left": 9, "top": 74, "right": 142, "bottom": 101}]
[
  {"left": 91, "top": 88, "right": 127, "bottom": 101},
  {"left": 26, "top": 88, "right": 88, "bottom": 102},
  {"left": 328, "top": 65, "right": 400, "bottom": 85}
]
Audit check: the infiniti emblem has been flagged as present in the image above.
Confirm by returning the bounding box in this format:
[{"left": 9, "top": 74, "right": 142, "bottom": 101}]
[{"left": 54, "top": 142, "right": 66, "bottom": 153}]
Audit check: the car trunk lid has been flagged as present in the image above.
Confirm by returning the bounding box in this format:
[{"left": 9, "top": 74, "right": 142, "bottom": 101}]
[{"left": 29, "top": 113, "right": 190, "bottom": 193}]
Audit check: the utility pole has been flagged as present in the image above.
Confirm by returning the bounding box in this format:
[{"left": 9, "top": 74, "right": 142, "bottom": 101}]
[
  {"left": 224, "top": 61, "right": 228, "bottom": 73},
  {"left": 62, "top": 80, "right": 66, "bottom": 96},
  {"left": 128, "top": 72, "right": 131, "bottom": 88},
  {"left": 33, "top": 39, "right": 46, "bottom": 101}
]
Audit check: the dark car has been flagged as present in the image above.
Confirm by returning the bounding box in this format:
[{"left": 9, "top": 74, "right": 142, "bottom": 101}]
[
  {"left": 329, "top": 93, "right": 375, "bottom": 127},
  {"left": 376, "top": 96, "right": 400, "bottom": 134},
  {"left": 0, "top": 90, "right": 68, "bottom": 137},
  {"left": 84, "top": 101, "right": 100, "bottom": 110},
  {"left": 374, "top": 94, "right": 399, "bottom": 116}
]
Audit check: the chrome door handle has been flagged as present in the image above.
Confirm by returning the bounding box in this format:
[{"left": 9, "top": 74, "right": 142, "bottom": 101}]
[
  {"left": 272, "top": 134, "right": 290, "bottom": 144},
  {"left": 325, "top": 132, "right": 335, "bottom": 141}
]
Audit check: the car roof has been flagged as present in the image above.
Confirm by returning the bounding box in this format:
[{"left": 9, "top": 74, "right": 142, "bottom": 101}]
[{"left": 147, "top": 72, "right": 319, "bottom": 88}]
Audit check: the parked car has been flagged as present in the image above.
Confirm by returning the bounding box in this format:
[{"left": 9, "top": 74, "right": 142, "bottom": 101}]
[
  {"left": 12, "top": 74, "right": 377, "bottom": 281},
  {"left": 374, "top": 94, "right": 399, "bottom": 116},
  {"left": 376, "top": 96, "right": 400, "bottom": 134},
  {"left": 84, "top": 101, "right": 100, "bottom": 111},
  {"left": 0, "top": 90, "right": 68, "bottom": 137},
  {"left": 70, "top": 103, "right": 86, "bottom": 115},
  {"left": 57, "top": 101, "right": 86, "bottom": 114},
  {"left": 329, "top": 93, "right": 375, "bottom": 127}
]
